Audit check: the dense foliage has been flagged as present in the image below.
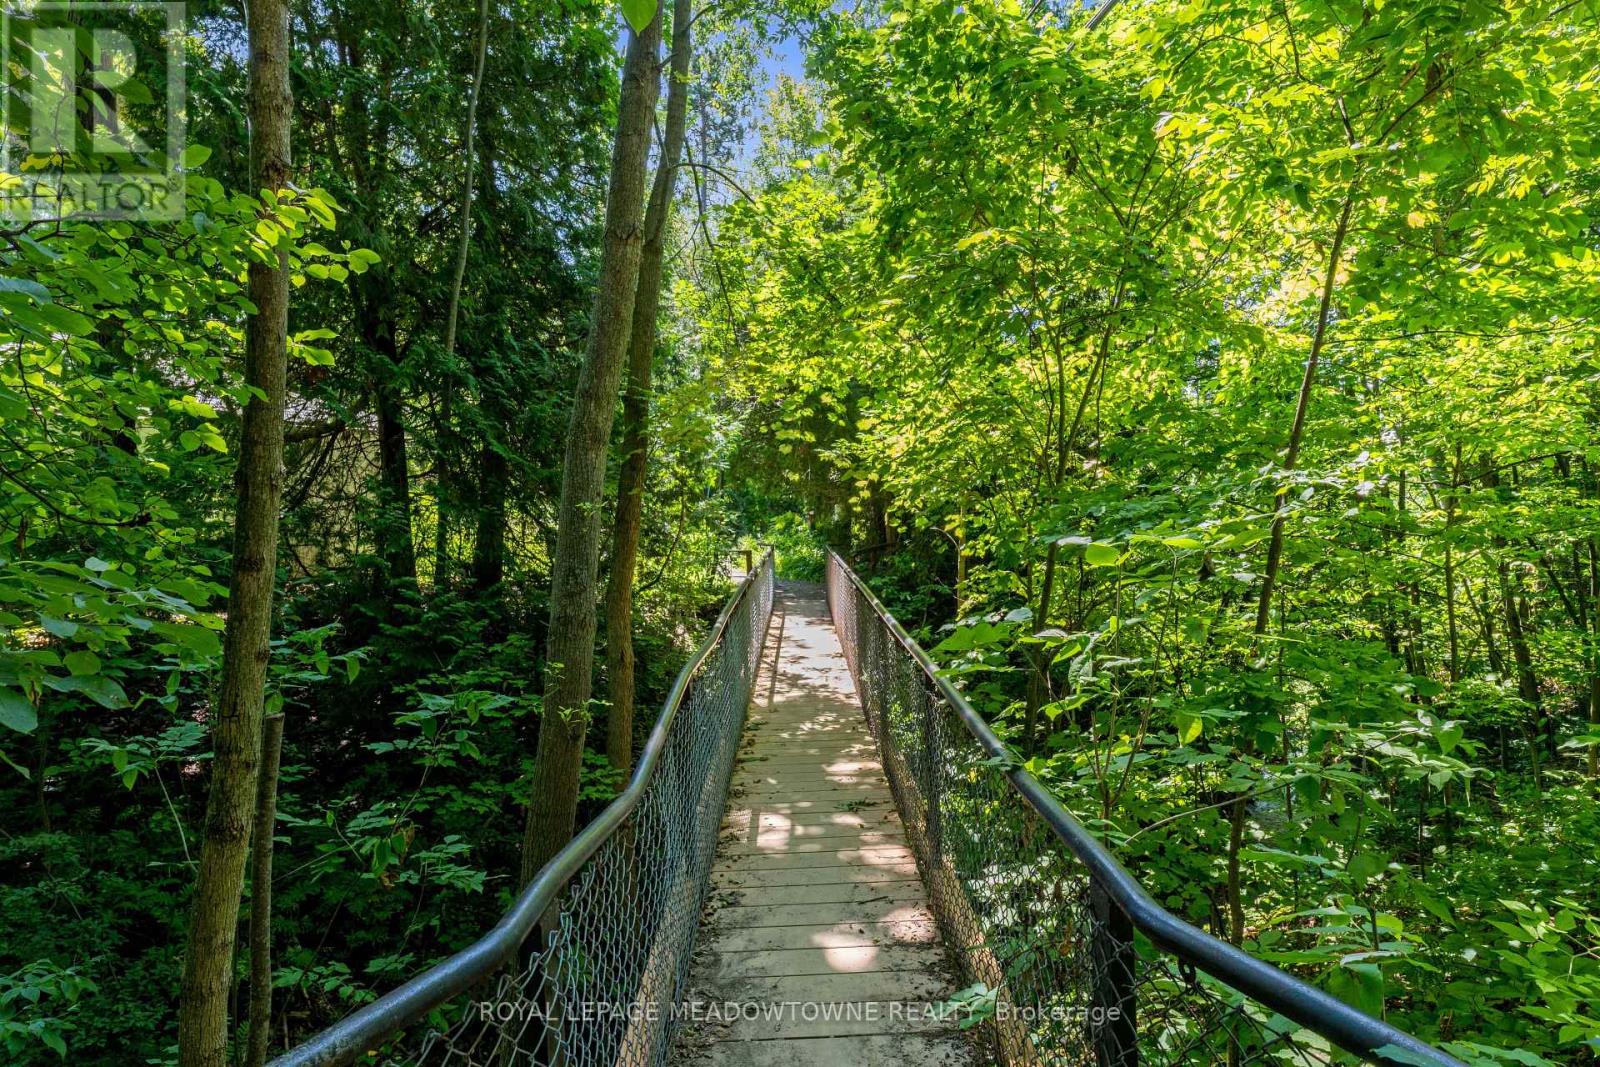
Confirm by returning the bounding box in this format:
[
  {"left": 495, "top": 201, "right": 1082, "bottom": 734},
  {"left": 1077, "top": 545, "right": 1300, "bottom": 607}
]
[
  {"left": 692, "top": 0, "right": 1600, "bottom": 1061},
  {"left": 4, "top": 0, "right": 1598, "bottom": 1061},
  {"left": 0, "top": 0, "right": 748, "bottom": 1060}
]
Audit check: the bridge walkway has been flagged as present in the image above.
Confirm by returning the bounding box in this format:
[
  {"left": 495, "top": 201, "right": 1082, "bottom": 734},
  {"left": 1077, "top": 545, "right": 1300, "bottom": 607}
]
[{"left": 672, "top": 583, "right": 982, "bottom": 1067}]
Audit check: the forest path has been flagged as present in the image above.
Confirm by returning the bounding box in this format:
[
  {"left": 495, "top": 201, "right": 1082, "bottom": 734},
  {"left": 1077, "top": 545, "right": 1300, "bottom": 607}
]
[{"left": 672, "top": 583, "right": 983, "bottom": 1067}]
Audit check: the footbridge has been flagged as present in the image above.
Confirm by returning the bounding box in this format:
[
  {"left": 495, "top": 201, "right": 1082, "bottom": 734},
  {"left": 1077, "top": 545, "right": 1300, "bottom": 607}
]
[{"left": 271, "top": 550, "right": 1464, "bottom": 1067}]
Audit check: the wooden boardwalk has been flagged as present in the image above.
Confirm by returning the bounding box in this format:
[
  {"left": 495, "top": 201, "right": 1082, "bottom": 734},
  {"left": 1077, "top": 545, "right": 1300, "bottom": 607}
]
[{"left": 674, "top": 583, "right": 981, "bottom": 1067}]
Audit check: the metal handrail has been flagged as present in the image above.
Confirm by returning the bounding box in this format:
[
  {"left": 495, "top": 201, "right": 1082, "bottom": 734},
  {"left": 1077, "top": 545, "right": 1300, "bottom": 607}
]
[
  {"left": 825, "top": 548, "right": 1463, "bottom": 1067},
  {"left": 270, "top": 550, "right": 776, "bottom": 1067}
]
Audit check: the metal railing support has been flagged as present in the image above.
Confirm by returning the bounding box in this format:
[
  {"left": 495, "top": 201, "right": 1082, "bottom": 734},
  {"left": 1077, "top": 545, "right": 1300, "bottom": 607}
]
[
  {"left": 825, "top": 548, "right": 1463, "bottom": 1067},
  {"left": 923, "top": 685, "right": 943, "bottom": 861},
  {"left": 269, "top": 552, "right": 775, "bottom": 1067},
  {"left": 1089, "top": 881, "right": 1138, "bottom": 1067}
]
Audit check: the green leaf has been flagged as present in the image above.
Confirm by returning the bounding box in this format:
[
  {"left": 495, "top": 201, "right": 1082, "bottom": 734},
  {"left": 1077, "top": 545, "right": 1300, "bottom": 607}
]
[
  {"left": 1173, "top": 709, "right": 1203, "bottom": 744},
  {"left": 619, "top": 0, "right": 656, "bottom": 32},
  {"left": 1411, "top": 890, "right": 1454, "bottom": 925},
  {"left": 1083, "top": 542, "right": 1121, "bottom": 567},
  {"left": 43, "top": 674, "right": 128, "bottom": 709},
  {"left": 182, "top": 144, "right": 213, "bottom": 168},
  {"left": 151, "top": 621, "right": 222, "bottom": 658},
  {"left": 1326, "top": 960, "right": 1384, "bottom": 1017},
  {"left": 39, "top": 615, "right": 78, "bottom": 639},
  {"left": 932, "top": 620, "right": 1011, "bottom": 653},
  {"left": 346, "top": 247, "right": 380, "bottom": 274},
  {"left": 0, "top": 687, "right": 38, "bottom": 733},
  {"left": 29, "top": 303, "right": 94, "bottom": 335},
  {"left": 0, "top": 275, "right": 53, "bottom": 303},
  {"left": 1293, "top": 774, "right": 1320, "bottom": 810},
  {"left": 1348, "top": 851, "right": 1387, "bottom": 881},
  {"left": 1375, "top": 1043, "right": 1445, "bottom": 1066}
]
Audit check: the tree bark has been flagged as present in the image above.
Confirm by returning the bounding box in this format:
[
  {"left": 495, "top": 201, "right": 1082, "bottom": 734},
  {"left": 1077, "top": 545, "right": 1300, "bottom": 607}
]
[
  {"left": 472, "top": 436, "right": 508, "bottom": 592},
  {"left": 469, "top": 133, "right": 508, "bottom": 595},
  {"left": 433, "top": 0, "right": 492, "bottom": 586},
  {"left": 1499, "top": 572, "right": 1540, "bottom": 717},
  {"left": 442, "top": 0, "right": 489, "bottom": 362},
  {"left": 1481, "top": 458, "right": 1543, "bottom": 780},
  {"left": 1587, "top": 536, "right": 1599, "bottom": 778},
  {"left": 336, "top": 23, "right": 413, "bottom": 586},
  {"left": 1226, "top": 795, "right": 1247, "bottom": 945},
  {"left": 364, "top": 293, "right": 416, "bottom": 583},
  {"left": 1233, "top": 194, "right": 1354, "bottom": 947},
  {"left": 603, "top": 0, "right": 693, "bottom": 777},
  {"left": 521, "top": 13, "right": 662, "bottom": 886},
  {"left": 1444, "top": 446, "right": 1462, "bottom": 682},
  {"left": 245, "top": 713, "right": 285, "bottom": 1067},
  {"left": 176, "top": 0, "right": 292, "bottom": 1058},
  {"left": 1253, "top": 195, "right": 1354, "bottom": 637}
]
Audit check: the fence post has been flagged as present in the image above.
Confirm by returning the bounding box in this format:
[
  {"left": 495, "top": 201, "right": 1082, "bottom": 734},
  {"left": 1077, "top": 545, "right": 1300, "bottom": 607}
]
[
  {"left": 923, "top": 689, "right": 942, "bottom": 860},
  {"left": 1090, "top": 881, "right": 1138, "bottom": 1067}
]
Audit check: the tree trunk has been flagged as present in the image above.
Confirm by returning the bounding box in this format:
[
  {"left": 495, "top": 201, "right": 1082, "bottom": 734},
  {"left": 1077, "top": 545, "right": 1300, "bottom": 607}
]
[
  {"left": 1499, "top": 563, "right": 1542, "bottom": 785},
  {"left": 1444, "top": 447, "right": 1462, "bottom": 682},
  {"left": 1234, "top": 195, "right": 1354, "bottom": 946},
  {"left": 1023, "top": 540, "right": 1060, "bottom": 749},
  {"left": 469, "top": 132, "right": 508, "bottom": 595},
  {"left": 603, "top": 0, "right": 693, "bottom": 778},
  {"left": 472, "top": 437, "right": 508, "bottom": 592},
  {"left": 375, "top": 386, "right": 415, "bottom": 580},
  {"left": 338, "top": 24, "right": 413, "bottom": 586},
  {"left": 245, "top": 713, "right": 285, "bottom": 1067},
  {"left": 1398, "top": 469, "right": 1426, "bottom": 680},
  {"left": 1587, "top": 536, "right": 1599, "bottom": 778},
  {"left": 1481, "top": 459, "right": 1542, "bottom": 778},
  {"left": 520, "top": 13, "right": 662, "bottom": 886},
  {"left": 1253, "top": 196, "right": 1354, "bottom": 637},
  {"left": 176, "top": 0, "right": 292, "bottom": 1058},
  {"left": 1226, "top": 796, "right": 1247, "bottom": 945},
  {"left": 365, "top": 296, "right": 416, "bottom": 583},
  {"left": 433, "top": 0, "right": 492, "bottom": 587},
  {"left": 442, "top": 0, "right": 489, "bottom": 362},
  {"left": 1502, "top": 568, "right": 1540, "bottom": 708}
]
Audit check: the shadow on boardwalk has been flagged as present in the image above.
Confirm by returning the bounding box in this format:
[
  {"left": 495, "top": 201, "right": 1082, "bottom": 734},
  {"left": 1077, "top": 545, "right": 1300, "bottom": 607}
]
[{"left": 673, "top": 583, "right": 987, "bottom": 1067}]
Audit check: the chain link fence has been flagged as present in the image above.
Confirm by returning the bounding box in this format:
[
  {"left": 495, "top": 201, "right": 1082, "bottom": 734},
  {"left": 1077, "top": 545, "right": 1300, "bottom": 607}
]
[
  {"left": 271, "top": 552, "right": 775, "bottom": 1067},
  {"left": 824, "top": 549, "right": 1459, "bottom": 1067}
]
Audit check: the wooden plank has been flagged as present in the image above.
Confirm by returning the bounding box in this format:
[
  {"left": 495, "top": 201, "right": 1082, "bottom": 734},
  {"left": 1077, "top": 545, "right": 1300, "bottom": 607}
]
[
  {"left": 712, "top": 845, "right": 916, "bottom": 873},
  {"left": 720, "top": 809, "right": 903, "bottom": 831},
  {"left": 703, "top": 916, "right": 939, "bottom": 952},
  {"left": 719, "top": 797, "right": 898, "bottom": 816},
  {"left": 717, "top": 829, "right": 909, "bottom": 857},
  {"left": 711, "top": 864, "right": 917, "bottom": 890},
  {"left": 707, "top": 900, "right": 935, "bottom": 932},
  {"left": 673, "top": 583, "right": 977, "bottom": 1067},
  {"left": 712, "top": 879, "right": 927, "bottom": 909},
  {"left": 683, "top": 1034, "right": 978, "bottom": 1067}
]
